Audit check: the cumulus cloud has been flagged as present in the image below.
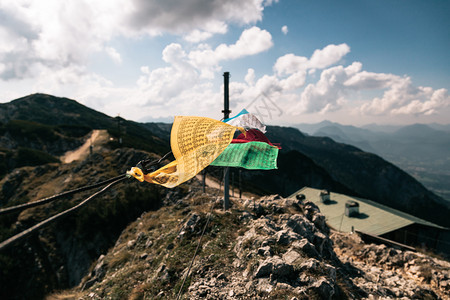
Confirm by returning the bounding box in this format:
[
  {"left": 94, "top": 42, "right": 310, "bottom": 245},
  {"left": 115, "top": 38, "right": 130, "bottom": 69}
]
[
  {"left": 0, "top": 0, "right": 448, "bottom": 123},
  {"left": 0, "top": 0, "right": 271, "bottom": 80},
  {"left": 274, "top": 44, "right": 349, "bottom": 76},
  {"left": 105, "top": 47, "right": 122, "bottom": 64},
  {"left": 189, "top": 26, "right": 273, "bottom": 78},
  {"left": 295, "top": 63, "right": 360, "bottom": 113},
  {"left": 308, "top": 43, "right": 350, "bottom": 69},
  {"left": 0, "top": 0, "right": 128, "bottom": 80},
  {"left": 245, "top": 68, "right": 256, "bottom": 86},
  {"left": 127, "top": 0, "right": 268, "bottom": 37},
  {"left": 292, "top": 60, "right": 450, "bottom": 117},
  {"left": 360, "top": 77, "right": 450, "bottom": 116}
]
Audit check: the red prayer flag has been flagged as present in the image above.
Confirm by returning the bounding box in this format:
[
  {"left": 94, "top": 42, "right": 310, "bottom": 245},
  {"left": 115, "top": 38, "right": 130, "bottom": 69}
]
[{"left": 232, "top": 129, "right": 281, "bottom": 149}]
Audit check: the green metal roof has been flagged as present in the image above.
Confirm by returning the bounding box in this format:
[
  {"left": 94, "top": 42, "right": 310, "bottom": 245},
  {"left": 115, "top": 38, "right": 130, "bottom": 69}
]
[{"left": 290, "top": 187, "right": 447, "bottom": 236}]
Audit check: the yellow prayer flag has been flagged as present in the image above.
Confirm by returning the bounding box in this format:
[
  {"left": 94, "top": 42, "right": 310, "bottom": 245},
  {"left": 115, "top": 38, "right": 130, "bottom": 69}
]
[{"left": 128, "top": 116, "right": 239, "bottom": 188}]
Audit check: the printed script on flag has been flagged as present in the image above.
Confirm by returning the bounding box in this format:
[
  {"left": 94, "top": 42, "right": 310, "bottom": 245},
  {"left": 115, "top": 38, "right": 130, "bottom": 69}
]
[{"left": 128, "top": 116, "right": 239, "bottom": 188}]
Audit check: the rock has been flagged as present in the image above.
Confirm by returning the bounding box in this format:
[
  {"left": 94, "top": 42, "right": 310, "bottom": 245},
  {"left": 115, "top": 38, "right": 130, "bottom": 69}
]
[
  {"left": 177, "top": 213, "right": 202, "bottom": 240},
  {"left": 81, "top": 255, "right": 107, "bottom": 290},
  {"left": 145, "top": 239, "right": 153, "bottom": 248},
  {"left": 154, "top": 264, "right": 170, "bottom": 282},
  {"left": 254, "top": 259, "right": 273, "bottom": 278},
  {"left": 127, "top": 240, "right": 136, "bottom": 249},
  {"left": 299, "top": 258, "right": 320, "bottom": 272},
  {"left": 258, "top": 246, "right": 273, "bottom": 257},
  {"left": 275, "top": 229, "right": 301, "bottom": 246},
  {"left": 291, "top": 238, "right": 319, "bottom": 258},
  {"left": 240, "top": 211, "right": 253, "bottom": 222},
  {"left": 310, "top": 278, "right": 335, "bottom": 300},
  {"left": 256, "top": 278, "right": 273, "bottom": 293},
  {"left": 254, "top": 256, "right": 294, "bottom": 279},
  {"left": 312, "top": 213, "right": 329, "bottom": 235},
  {"left": 282, "top": 249, "right": 302, "bottom": 265}
]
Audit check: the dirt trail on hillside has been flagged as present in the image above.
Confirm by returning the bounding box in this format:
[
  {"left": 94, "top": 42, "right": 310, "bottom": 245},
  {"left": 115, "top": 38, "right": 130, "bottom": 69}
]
[{"left": 61, "top": 129, "right": 109, "bottom": 163}]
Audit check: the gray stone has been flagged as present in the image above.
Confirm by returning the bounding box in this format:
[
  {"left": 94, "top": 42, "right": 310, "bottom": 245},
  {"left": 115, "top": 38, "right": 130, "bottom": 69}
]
[
  {"left": 275, "top": 229, "right": 301, "bottom": 246},
  {"left": 291, "top": 238, "right": 320, "bottom": 258},
  {"left": 145, "top": 239, "right": 153, "bottom": 248},
  {"left": 254, "top": 256, "right": 294, "bottom": 279},
  {"left": 254, "top": 259, "right": 273, "bottom": 278},
  {"left": 282, "top": 249, "right": 302, "bottom": 265},
  {"left": 258, "top": 246, "right": 273, "bottom": 257},
  {"left": 310, "top": 278, "right": 335, "bottom": 300}
]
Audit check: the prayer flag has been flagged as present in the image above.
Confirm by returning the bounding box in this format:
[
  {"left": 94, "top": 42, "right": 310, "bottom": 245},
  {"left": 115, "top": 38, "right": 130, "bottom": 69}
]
[
  {"left": 232, "top": 128, "right": 281, "bottom": 149},
  {"left": 224, "top": 109, "right": 266, "bottom": 133},
  {"left": 128, "top": 116, "right": 240, "bottom": 188},
  {"left": 211, "top": 141, "right": 278, "bottom": 170}
]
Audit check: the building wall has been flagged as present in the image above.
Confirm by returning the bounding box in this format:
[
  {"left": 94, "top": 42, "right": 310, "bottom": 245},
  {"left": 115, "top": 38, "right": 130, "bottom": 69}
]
[{"left": 381, "top": 224, "right": 450, "bottom": 259}]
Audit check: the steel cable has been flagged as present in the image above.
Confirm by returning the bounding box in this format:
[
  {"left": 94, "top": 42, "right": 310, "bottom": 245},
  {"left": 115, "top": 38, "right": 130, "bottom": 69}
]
[
  {"left": 0, "top": 174, "right": 127, "bottom": 216},
  {"left": 0, "top": 176, "right": 127, "bottom": 252}
]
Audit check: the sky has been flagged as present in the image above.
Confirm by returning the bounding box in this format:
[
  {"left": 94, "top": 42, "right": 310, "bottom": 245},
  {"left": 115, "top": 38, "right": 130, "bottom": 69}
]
[{"left": 0, "top": 0, "right": 449, "bottom": 126}]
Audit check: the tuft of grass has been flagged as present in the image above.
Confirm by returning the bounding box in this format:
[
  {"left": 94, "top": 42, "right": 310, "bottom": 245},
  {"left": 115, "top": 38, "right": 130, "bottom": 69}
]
[
  {"left": 107, "top": 250, "right": 132, "bottom": 270},
  {"left": 45, "top": 291, "right": 83, "bottom": 300}
]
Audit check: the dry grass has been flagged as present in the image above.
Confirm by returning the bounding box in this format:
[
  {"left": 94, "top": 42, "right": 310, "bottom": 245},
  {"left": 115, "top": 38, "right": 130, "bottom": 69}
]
[
  {"left": 45, "top": 292, "right": 83, "bottom": 300},
  {"left": 107, "top": 250, "right": 132, "bottom": 270}
]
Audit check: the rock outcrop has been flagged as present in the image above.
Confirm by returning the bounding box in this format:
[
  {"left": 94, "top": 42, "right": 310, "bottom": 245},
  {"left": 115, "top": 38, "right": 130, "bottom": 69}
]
[{"left": 61, "top": 193, "right": 449, "bottom": 299}]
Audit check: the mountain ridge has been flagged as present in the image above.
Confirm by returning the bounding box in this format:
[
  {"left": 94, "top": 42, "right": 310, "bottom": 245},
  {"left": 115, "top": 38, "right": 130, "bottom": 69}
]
[
  {"left": 1, "top": 93, "right": 448, "bottom": 226},
  {"left": 0, "top": 93, "right": 449, "bottom": 299},
  {"left": 295, "top": 120, "right": 450, "bottom": 201}
]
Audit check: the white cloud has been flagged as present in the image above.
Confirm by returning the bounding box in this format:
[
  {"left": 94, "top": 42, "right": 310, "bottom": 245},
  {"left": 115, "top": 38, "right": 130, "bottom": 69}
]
[
  {"left": 0, "top": 0, "right": 447, "bottom": 125},
  {"left": 0, "top": 0, "right": 271, "bottom": 81},
  {"left": 344, "top": 69, "right": 398, "bottom": 90},
  {"left": 295, "top": 63, "right": 360, "bottom": 113},
  {"left": 189, "top": 26, "right": 273, "bottom": 78},
  {"left": 214, "top": 26, "right": 273, "bottom": 60},
  {"left": 127, "top": 0, "right": 268, "bottom": 36},
  {"left": 308, "top": 43, "right": 350, "bottom": 69},
  {"left": 184, "top": 22, "right": 228, "bottom": 43},
  {"left": 274, "top": 43, "right": 350, "bottom": 77},
  {"left": 360, "top": 77, "right": 450, "bottom": 116},
  {"left": 105, "top": 47, "right": 122, "bottom": 64},
  {"left": 245, "top": 68, "right": 256, "bottom": 86},
  {"left": 0, "top": 0, "right": 129, "bottom": 80},
  {"left": 274, "top": 54, "right": 308, "bottom": 76}
]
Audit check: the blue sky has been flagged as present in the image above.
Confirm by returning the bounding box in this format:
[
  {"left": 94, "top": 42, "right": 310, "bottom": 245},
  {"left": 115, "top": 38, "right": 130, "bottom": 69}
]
[{"left": 0, "top": 0, "right": 449, "bottom": 126}]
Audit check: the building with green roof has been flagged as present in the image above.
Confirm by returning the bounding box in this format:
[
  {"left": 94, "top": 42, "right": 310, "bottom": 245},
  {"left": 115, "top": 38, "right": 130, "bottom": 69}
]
[{"left": 290, "top": 187, "right": 450, "bottom": 256}]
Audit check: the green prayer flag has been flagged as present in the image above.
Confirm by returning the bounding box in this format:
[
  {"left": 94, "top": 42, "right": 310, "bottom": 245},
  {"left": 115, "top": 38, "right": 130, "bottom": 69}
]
[{"left": 210, "top": 141, "right": 278, "bottom": 170}]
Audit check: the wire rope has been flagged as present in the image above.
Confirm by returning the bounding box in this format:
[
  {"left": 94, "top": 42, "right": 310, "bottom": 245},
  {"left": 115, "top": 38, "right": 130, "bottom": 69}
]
[
  {"left": 175, "top": 171, "right": 225, "bottom": 300},
  {"left": 0, "top": 176, "right": 127, "bottom": 252},
  {"left": 0, "top": 174, "right": 126, "bottom": 216}
]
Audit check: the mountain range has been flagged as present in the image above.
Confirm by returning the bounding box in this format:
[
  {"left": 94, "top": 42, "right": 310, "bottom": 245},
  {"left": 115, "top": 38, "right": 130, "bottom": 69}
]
[
  {"left": 295, "top": 120, "right": 450, "bottom": 201},
  {"left": 0, "top": 93, "right": 449, "bottom": 299},
  {"left": 1, "top": 94, "right": 449, "bottom": 227}
]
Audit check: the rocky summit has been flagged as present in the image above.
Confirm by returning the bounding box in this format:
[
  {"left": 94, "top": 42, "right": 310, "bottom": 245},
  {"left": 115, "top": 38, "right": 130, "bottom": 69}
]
[{"left": 50, "top": 187, "right": 449, "bottom": 299}]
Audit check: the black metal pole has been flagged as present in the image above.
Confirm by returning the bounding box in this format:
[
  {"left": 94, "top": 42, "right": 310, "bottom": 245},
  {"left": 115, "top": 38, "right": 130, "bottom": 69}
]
[
  {"left": 239, "top": 169, "right": 242, "bottom": 199},
  {"left": 202, "top": 169, "right": 206, "bottom": 193},
  {"left": 232, "top": 170, "right": 235, "bottom": 197},
  {"left": 223, "top": 72, "right": 231, "bottom": 210}
]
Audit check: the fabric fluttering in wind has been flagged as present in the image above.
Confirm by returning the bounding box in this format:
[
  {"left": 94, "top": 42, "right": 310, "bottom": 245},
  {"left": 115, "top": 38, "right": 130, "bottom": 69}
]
[
  {"left": 223, "top": 109, "right": 266, "bottom": 133},
  {"left": 231, "top": 128, "right": 281, "bottom": 149},
  {"left": 210, "top": 141, "right": 279, "bottom": 170},
  {"left": 128, "top": 116, "right": 241, "bottom": 188}
]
